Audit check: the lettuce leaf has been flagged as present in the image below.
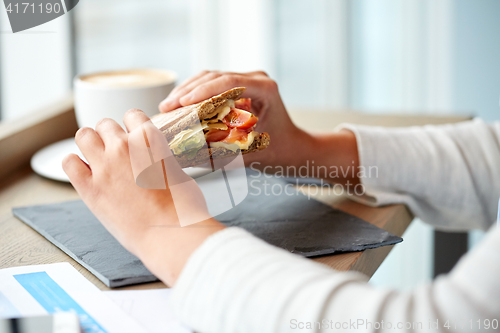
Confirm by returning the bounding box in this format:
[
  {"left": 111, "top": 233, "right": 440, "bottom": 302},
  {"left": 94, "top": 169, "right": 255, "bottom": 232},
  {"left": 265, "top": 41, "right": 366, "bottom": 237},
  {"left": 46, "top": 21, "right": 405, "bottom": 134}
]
[{"left": 171, "top": 131, "right": 205, "bottom": 156}]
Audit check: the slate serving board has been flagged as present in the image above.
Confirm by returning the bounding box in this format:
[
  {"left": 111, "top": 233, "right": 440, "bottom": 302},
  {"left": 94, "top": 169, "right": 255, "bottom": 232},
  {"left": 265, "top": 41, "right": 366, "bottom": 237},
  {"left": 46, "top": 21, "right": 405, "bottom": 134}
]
[{"left": 13, "top": 171, "right": 402, "bottom": 288}]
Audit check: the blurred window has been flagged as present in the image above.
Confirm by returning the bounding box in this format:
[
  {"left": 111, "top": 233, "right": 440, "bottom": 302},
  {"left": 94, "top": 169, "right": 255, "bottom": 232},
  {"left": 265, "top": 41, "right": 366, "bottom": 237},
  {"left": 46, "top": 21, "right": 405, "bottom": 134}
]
[
  {"left": 0, "top": 11, "right": 72, "bottom": 120},
  {"left": 74, "top": 0, "right": 193, "bottom": 80}
]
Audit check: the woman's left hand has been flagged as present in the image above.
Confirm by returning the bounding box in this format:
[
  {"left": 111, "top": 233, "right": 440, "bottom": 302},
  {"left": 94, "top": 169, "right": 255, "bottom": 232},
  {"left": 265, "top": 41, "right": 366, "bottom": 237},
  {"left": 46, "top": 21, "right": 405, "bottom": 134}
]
[{"left": 63, "top": 109, "right": 225, "bottom": 285}]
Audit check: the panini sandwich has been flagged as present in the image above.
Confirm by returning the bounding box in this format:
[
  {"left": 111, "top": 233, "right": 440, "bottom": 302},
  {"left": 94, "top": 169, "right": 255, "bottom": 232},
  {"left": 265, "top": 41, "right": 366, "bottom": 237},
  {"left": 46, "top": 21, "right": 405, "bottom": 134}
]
[{"left": 151, "top": 87, "right": 270, "bottom": 168}]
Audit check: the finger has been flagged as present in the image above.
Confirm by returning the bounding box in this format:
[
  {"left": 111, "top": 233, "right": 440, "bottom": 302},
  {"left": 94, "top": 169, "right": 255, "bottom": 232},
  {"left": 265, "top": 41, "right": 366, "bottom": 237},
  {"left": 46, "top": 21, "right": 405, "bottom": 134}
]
[
  {"left": 171, "top": 70, "right": 213, "bottom": 95},
  {"left": 62, "top": 154, "right": 92, "bottom": 190},
  {"left": 173, "top": 70, "right": 256, "bottom": 95},
  {"left": 160, "top": 72, "right": 223, "bottom": 112},
  {"left": 245, "top": 70, "right": 269, "bottom": 78},
  {"left": 159, "top": 71, "right": 213, "bottom": 112},
  {"left": 94, "top": 118, "right": 127, "bottom": 148},
  {"left": 160, "top": 71, "right": 271, "bottom": 112},
  {"left": 179, "top": 75, "right": 265, "bottom": 106},
  {"left": 123, "top": 108, "right": 151, "bottom": 133},
  {"left": 75, "top": 127, "right": 104, "bottom": 165},
  {"left": 177, "top": 71, "right": 262, "bottom": 100}
]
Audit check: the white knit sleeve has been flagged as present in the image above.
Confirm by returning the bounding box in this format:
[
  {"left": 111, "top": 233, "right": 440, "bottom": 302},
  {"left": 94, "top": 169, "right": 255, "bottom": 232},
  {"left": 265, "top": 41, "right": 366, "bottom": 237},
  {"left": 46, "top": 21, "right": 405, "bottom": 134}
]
[
  {"left": 338, "top": 119, "right": 500, "bottom": 231},
  {"left": 170, "top": 119, "right": 500, "bottom": 332},
  {"left": 172, "top": 226, "right": 500, "bottom": 333}
]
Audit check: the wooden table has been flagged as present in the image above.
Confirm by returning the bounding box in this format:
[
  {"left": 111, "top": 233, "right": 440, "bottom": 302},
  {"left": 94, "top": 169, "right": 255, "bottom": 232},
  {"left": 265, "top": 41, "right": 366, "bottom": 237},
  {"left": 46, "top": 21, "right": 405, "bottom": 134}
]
[{"left": 0, "top": 99, "right": 470, "bottom": 290}]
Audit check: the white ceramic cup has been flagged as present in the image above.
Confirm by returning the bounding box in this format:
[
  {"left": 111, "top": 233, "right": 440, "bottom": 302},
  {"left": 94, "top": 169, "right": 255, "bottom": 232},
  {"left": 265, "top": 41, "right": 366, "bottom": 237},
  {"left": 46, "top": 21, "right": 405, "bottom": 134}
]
[{"left": 74, "top": 68, "right": 177, "bottom": 128}]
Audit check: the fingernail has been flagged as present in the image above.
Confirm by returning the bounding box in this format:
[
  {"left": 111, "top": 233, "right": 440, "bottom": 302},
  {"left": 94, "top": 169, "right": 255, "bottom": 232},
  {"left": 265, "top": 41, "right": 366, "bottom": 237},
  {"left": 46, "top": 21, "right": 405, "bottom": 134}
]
[
  {"left": 180, "top": 93, "right": 194, "bottom": 105},
  {"left": 160, "top": 98, "right": 173, "bottom": 109},
  {"left": 161, "top": 96, "right": 172, "bottom": 104}
]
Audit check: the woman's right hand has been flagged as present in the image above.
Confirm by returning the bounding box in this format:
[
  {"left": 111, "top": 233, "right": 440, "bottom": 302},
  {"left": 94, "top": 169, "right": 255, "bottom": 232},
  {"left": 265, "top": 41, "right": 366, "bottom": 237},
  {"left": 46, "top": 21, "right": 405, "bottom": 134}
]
[{"left": 158, "top": 71, "right": 313, "bottom": 169}]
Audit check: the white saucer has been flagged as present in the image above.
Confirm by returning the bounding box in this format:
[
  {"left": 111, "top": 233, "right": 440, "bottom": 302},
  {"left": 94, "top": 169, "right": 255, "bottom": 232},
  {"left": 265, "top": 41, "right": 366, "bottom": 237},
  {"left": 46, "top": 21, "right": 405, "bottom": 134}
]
[
  {"left": 31, "top": 138, "right": 84, "bottom": 182},
  {"left": 31, "top": 138, "right": 211, "bottom": 182}
]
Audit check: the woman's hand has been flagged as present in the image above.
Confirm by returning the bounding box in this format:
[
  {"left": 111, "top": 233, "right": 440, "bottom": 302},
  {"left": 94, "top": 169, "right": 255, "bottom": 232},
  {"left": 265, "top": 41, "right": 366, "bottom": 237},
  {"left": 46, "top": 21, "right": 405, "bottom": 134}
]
[
  {"left": 159, "top": 71, "right": 313, "bottom": 169},
  {"left": 63, "top": 109, "right": 225, "bottom": 286},
  {"left": 160, "top": 70, "right": 360, "bottom": 186}
]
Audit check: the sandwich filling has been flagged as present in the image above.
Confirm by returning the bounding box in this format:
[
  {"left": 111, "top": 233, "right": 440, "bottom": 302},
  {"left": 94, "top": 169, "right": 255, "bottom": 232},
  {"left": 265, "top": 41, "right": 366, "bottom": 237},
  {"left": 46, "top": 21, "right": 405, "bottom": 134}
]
[{"left": 169, "top": 98, "right": 258, "bottom": 159}]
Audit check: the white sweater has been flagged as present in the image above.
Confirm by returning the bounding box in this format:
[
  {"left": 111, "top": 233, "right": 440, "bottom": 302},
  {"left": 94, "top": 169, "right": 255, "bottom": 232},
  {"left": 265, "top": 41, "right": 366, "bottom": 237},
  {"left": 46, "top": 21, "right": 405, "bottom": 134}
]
[{"left": 172, "top": 119, "right": 500, "bottom": 333}]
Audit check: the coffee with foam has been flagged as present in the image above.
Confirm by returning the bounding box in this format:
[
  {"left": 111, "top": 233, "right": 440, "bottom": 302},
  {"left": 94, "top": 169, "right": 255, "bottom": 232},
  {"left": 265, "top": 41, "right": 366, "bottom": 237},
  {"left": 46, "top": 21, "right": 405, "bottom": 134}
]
[
  {"left": 74, "top": 68, "right": 176, "bottom": 128},
  {"left": 80, "top": 69, "right": 175, "bottom": 88}
]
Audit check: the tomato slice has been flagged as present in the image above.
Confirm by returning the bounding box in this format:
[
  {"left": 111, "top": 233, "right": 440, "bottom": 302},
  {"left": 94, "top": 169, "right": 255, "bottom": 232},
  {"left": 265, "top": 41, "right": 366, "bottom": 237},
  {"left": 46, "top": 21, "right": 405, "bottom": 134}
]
[
  {"left": 222, "top": 128, "right": 252, "bottom": 143},
  {"left": 205, "top": 128, "right": 230, "bottom": 142},
  {"left": 222, "top": 108, "right": 258, "bottom": 129},
  {"left": 234, "top": 98, "right": 252, "bottom": 112}
]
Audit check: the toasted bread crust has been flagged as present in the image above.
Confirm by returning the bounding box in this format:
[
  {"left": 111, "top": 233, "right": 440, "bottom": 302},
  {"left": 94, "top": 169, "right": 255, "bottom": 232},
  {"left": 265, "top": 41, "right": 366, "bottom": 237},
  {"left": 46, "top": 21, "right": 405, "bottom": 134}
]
[
  {"left": 150, "top": 87, "right": 270, "bottom": 168},
  {"left": 151, "top": 87, "right": 246, "bottom": 141}
]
